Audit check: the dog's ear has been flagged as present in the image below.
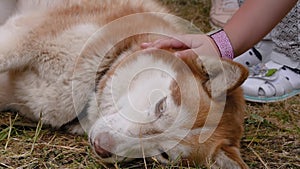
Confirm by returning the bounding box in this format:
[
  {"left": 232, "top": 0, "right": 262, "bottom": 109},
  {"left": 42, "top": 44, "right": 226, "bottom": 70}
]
[{"left": 183, "top": 56, "right": 248, "bottom": 99}]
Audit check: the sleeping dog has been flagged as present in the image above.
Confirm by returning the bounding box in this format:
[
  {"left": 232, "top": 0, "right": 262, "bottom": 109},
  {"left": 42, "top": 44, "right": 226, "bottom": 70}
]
[{"left": 0, "top": 0, "right": 248, "bottom": 168}]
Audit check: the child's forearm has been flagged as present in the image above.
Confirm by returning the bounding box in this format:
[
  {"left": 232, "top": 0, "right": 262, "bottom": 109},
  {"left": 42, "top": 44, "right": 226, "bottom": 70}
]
[{"left": 224, "top": 0, "right": 297, "bottom": 57}]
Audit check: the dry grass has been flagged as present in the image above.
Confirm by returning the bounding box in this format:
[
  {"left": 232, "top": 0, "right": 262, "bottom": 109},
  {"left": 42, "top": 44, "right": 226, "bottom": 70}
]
[
  {"left": 242, "top": 99, "right": 300, "bottom": 169},
  {"left": 1, "top": 0, "right": 299, "bottom": 168}
]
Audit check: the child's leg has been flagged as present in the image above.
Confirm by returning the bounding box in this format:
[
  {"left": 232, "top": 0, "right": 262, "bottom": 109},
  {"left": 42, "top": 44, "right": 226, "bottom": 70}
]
[{"left": 270, "top": 1, "right": 300, "bottom": 69}]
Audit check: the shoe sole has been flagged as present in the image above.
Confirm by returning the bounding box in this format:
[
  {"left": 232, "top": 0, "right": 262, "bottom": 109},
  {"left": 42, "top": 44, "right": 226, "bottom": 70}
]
[{"left": 244, "top": 89, "right": 300, "bottom": 103}]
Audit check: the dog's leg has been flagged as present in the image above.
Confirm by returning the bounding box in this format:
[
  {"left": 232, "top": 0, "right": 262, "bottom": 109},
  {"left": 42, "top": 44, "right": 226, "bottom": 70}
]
[
  {"left": 0, "top": 72, "right": 15, "bottom": 111},
  {"left": 0, "top": 14, "right": 39, "bottom": 72},
  {"left": 211, "top": 146, "right": 249, "bottom": 169}
]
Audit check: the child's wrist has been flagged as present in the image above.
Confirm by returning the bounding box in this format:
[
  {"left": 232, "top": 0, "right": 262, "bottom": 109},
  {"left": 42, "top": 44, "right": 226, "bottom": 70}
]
[{"left": 208, "top": 29, "right": 235, "bottom": 60}]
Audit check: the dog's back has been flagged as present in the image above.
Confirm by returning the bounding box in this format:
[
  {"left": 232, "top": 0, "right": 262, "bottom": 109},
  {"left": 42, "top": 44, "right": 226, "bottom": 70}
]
[{"left": 0, "top": 0, "right": 180, "bottom": 128}]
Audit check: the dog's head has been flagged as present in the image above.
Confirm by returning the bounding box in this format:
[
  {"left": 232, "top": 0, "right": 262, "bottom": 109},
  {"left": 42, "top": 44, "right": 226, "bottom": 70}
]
[{"left": 87, "top": 49, "right": 248, "bottom": 167}]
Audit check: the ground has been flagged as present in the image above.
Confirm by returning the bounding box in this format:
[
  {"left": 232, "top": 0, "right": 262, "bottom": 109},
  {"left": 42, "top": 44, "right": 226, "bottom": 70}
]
[{"left": 0, "top": 0, "right": 299, "bottom": 168}]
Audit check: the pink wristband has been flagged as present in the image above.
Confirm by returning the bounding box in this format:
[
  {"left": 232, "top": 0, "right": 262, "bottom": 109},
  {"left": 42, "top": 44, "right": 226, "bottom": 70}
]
[{"left": 209, "top": 29, "right": 234, "bottom": 60}]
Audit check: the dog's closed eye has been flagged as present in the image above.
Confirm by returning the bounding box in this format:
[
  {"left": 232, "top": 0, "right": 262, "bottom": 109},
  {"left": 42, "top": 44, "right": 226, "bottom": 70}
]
[{"left": 155, "top": 97, "right": 167, "bottom": 117}]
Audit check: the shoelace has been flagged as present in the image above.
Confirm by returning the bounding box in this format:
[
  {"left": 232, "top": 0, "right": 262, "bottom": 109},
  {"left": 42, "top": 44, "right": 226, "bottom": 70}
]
[{"left": 249, "top": 63, "right": 277, "bottom": 77}]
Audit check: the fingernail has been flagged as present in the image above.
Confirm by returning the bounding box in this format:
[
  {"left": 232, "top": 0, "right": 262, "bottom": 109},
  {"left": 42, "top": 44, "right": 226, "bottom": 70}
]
[{"left": 141, "top": 42, "right": 150, "bottom": 48}]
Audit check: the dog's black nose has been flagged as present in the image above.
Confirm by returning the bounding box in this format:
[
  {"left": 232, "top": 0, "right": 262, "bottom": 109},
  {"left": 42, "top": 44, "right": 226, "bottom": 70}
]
[
  {"left": 93, "top": 133, "right": 114, "bottom": 158},
  {"left": 95, "top": 144, "right": 113, "bottom": 158}
]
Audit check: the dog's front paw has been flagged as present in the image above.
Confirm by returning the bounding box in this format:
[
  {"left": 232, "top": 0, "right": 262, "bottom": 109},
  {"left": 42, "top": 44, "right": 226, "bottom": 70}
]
[{"left": 62, "top": 122, "right": 86, "bottom": 135}]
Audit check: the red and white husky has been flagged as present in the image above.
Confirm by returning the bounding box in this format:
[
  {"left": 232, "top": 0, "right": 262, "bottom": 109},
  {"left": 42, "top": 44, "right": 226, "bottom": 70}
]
[{"left": 0, "top": 0, "right": 248, "bottom": 168}]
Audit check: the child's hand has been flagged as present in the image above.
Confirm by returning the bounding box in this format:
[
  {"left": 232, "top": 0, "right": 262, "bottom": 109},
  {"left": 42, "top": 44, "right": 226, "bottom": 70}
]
[{"left": 141, "top": 34, "right": 221, "bottom": 59}]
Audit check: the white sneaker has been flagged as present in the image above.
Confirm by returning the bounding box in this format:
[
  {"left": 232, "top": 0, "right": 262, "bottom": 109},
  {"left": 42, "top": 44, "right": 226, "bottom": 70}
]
[
  {"left": 242, "top": 60, "right": 300, "bottom": 103},
  {"left": 270, "top": 50, "right": 300, "bottom": 69},
  {"left": 210, "top": 0, "right": 239, "bottom": 28},
  {"left": 234, "top": 39, "right": 274, "bottom": 68}
]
